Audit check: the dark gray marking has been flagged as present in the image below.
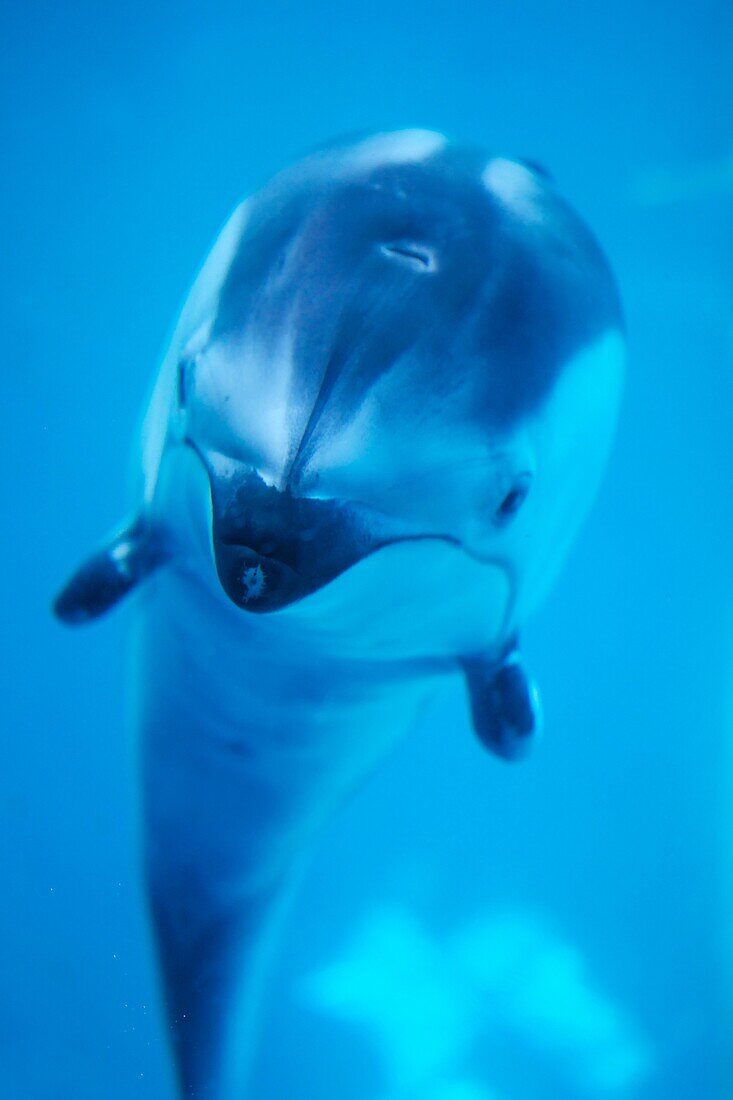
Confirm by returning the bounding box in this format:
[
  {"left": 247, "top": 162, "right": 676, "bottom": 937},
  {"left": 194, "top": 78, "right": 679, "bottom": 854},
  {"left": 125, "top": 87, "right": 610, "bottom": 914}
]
[{"left": 210, "top": 146, "right": 621, "bottom": 488}]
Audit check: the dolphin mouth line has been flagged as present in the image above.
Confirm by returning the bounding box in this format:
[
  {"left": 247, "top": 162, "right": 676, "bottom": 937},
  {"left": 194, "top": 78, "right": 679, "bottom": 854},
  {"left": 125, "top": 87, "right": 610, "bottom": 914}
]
[
  {"left": 182, "top": 440, "right": 510, "bottom": 618},
  {"left": 181, "top": 439, "right": 457, "bottom": 613}
]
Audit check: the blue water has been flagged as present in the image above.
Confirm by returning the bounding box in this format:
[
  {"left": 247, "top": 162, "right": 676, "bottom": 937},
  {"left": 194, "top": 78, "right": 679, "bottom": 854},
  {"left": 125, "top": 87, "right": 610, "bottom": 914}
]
[{"left": 3, "top": 1, "right": 732, "bottom": 1096}]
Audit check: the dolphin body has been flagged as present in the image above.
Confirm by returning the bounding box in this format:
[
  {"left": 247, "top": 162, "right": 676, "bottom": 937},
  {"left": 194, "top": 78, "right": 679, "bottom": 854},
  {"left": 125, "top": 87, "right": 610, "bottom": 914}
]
[{"left": 55, "top": 130, "right": 624, "bottom": 1099}]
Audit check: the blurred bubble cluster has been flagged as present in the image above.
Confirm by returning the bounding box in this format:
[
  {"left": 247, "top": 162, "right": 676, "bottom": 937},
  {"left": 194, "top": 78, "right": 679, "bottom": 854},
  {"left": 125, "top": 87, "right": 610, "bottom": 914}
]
[{"left": 302, "top": 905, "right": 652, "bottom": 1099}]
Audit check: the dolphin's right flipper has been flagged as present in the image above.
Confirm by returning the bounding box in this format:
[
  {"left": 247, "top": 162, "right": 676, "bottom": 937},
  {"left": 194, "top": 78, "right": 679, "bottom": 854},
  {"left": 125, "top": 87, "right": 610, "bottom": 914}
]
[{"left": 53, "top": 518, "right": 168, "bottom": 625}]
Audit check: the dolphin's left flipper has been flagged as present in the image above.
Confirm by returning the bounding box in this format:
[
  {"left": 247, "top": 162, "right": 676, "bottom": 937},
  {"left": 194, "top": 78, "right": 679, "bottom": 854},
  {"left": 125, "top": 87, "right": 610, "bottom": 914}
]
[
  {"left": 53, "top": 518, "right": 168, "bottom": 625},
  {"left": 461, "top": 642, "right": 542, "bottom": 761}
]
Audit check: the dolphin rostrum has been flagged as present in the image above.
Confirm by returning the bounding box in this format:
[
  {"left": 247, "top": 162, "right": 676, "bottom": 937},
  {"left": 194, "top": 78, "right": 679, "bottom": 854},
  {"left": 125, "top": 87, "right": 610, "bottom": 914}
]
[{"left": 54, "top": 129, "right": 624, "bottom": 1099}]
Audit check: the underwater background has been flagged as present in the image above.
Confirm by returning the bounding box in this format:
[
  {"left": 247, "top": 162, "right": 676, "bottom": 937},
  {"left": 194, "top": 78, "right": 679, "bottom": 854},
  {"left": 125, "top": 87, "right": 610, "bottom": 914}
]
[{"left": 2, "top": 0, "right": 732, "bottom": 1096}]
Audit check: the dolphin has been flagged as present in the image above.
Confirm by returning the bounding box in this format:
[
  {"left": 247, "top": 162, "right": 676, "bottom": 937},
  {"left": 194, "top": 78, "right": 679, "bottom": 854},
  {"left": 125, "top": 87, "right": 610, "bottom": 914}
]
[{"left": 54, "top": 129, "right": 625, "bottom": 1099}]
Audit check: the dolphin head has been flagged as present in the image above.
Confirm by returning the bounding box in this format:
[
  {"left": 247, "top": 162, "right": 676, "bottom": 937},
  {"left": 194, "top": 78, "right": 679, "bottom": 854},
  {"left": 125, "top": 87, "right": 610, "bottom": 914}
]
[{"left": 158, "top": 130, "right": 624, "bottom": 660}]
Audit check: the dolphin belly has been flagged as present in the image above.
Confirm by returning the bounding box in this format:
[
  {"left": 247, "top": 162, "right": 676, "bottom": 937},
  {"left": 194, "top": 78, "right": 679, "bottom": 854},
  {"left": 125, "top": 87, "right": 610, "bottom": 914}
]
[{"left": 135, "top": 564, "right": 439, "bottom": 1097}]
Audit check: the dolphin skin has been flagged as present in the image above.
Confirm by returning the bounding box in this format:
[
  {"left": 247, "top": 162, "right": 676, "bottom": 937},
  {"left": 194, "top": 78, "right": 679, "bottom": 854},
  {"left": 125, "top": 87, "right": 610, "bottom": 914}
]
[{"left": 54, "top": 130, "right": 624, "bottom": 1099}]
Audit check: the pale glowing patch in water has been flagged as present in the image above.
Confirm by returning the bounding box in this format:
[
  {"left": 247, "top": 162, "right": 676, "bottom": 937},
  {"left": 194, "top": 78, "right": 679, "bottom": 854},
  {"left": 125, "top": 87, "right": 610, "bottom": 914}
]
[
  {"left": 303, "top": 908, "right": 472, "bottom": 1089},
  {"left": 455, "top": 912, "right": 653, "bottom": 1092},
  {"left": 303, "top": 905, "right": 652, "bottom": 1097}
]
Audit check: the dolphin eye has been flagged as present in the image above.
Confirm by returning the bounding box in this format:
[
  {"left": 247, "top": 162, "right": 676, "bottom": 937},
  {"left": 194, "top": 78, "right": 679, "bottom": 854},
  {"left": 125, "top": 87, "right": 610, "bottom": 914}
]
[
  {"left": 380, "top": 241, "right": 438, "bottom": 273},
  {"left": 494, "top": 475, "right": 532, "bottom": 526}
]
